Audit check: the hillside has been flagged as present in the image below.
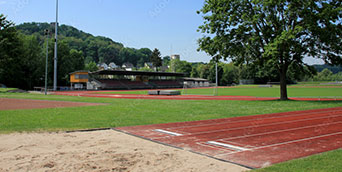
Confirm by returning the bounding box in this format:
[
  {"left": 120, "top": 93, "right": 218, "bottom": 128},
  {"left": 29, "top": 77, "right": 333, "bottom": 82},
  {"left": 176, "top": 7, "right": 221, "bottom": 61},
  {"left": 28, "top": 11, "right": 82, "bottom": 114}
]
[
  {"left": 312, "top": 64, "right": 342, "bottom": 74},
  {"left": 16, "top": 22, "right": 152, "bottom": 67}
]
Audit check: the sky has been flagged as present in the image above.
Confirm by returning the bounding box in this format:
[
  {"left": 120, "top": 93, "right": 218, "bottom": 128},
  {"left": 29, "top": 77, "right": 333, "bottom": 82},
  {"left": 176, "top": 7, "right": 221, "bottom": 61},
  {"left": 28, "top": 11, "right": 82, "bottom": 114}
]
[{"left": 0, "top": 0, "right": 324, "bottom": 64}]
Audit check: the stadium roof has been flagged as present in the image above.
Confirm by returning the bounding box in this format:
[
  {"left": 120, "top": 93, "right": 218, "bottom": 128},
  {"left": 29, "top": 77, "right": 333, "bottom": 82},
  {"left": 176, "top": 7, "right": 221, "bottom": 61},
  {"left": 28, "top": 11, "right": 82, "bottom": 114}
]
[{"left": 90, "top": 70, "right": 185, "bottom": 77}]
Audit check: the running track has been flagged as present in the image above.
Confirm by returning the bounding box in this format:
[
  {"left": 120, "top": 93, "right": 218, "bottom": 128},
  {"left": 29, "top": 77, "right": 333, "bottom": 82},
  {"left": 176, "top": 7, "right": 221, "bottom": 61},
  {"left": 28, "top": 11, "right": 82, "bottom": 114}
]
[
  {"left": 54, "top": 90, "right": 342, "bottom": 101},
  {"left": 115, "top": 107, "right": 342, "bottom": 168}
]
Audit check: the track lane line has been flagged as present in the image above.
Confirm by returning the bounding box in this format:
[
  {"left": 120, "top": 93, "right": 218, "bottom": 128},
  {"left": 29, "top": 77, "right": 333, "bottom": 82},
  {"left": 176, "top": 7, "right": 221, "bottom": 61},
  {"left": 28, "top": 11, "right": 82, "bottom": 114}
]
[
  {"left": 218, "top": 120, "right": 342, "bottom": 142},
  {"left": 218, "top": 131, "right": 342, "bottom": 157},
  {"left": 167, "top": 109, "right": 342, "bottom": 132},
  {"left": 152, "top": 114, "right": 342, "bottom": 141}
]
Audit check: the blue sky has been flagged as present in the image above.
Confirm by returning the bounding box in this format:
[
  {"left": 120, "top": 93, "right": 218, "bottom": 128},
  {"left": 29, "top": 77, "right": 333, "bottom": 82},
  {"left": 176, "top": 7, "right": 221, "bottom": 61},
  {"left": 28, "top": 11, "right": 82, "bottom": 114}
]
[{"left": 0, "top": 0, "right": 323, "bottom": 64}]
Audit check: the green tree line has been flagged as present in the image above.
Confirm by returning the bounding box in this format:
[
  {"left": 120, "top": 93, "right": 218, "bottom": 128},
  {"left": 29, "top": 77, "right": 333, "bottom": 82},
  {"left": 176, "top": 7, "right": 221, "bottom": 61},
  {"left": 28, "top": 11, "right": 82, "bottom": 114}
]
[
  {"left": 1, "top": 14, "right": 340, "bottom": 90},
  {"left": 16, "top": 22, "right": 153, "bottom": 67},
  {"left": 1, "top": 15, "right": 155, "bottom": 89}
]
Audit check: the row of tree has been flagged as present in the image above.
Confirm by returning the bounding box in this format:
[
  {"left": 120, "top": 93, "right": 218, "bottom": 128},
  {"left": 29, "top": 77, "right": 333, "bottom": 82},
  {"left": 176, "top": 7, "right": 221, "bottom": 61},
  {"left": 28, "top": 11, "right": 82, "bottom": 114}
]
[
  {"left": 1, "top": 14, "right": 86, "bottom": 89},
  {"left": 1, "top": 16, "right": 160, "bottom": 89},
  {"left": 197, "top": 0, "right": 342, "bottom": 100},
  {"left": 16, "top": 22, "right": 153, "bottom": 67}
]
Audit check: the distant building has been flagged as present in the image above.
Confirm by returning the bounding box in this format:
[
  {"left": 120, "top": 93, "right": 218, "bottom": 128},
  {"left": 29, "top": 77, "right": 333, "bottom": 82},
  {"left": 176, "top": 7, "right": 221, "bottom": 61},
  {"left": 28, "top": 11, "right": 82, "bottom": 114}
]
[
  {"left": 171, "top": 54, "right": 180, "bottom": 60},
  {"left": 122, "top": 62, "right": 134, "bottom": 71},
  {"left": 69, "top": 70, "right": 89, "bottom": 89},
  {"left": 144, "top": 62, "right": 154, "bottom": 69},
  {"left": 108, "top": 62, "right": 118, "bottom": 69},
  {"left": 98, "top": 63, "right": 108, "bottom": 70},
  {"left": 183, "top": 78, "right": 210, "bottom": 88}
]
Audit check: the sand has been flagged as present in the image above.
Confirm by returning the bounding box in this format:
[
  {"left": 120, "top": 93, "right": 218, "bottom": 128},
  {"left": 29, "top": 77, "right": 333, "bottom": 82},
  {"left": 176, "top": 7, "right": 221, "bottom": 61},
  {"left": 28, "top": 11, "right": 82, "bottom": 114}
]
[{"left": 0, "top": 130, "right": 249, "bottom": 172}]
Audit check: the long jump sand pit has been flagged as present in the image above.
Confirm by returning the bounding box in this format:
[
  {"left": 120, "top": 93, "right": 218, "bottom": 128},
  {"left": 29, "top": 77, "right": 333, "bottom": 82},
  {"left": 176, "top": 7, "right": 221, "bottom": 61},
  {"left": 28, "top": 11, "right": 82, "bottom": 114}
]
[
  {"left": 0, "top": 98, "right": 105, "bottom": 110},
  {"left": 0, "top": 130, "right": 249, "bottom": 172}
]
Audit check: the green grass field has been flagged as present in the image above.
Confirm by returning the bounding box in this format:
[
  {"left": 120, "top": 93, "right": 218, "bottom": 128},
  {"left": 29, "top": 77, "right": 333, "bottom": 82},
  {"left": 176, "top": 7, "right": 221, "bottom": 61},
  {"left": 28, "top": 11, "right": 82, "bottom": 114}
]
[
  {"left": 254, "top": 149, "right": 342, "bottom": 172},
  {"left": 96, "top": 85, "right": 342, "bottom": 98},
  {"left": 0, "top": 88, "right": 17, "bottom": 92},
  {"left": 1, "top": 92, "right": 342, "bottom": 133},
  {"left": 1, "top": 87, "right": 342, "bottom": 171}
]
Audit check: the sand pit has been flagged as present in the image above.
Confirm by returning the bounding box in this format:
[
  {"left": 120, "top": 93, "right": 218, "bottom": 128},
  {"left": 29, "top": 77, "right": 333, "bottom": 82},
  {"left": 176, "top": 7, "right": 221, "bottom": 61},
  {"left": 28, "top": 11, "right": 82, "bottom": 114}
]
[
  {"left": 0, "top": 130, "right": 249, "bottom": 172},
  {"left": 0, "top": 98, "right": 105, "bottom": 110}
]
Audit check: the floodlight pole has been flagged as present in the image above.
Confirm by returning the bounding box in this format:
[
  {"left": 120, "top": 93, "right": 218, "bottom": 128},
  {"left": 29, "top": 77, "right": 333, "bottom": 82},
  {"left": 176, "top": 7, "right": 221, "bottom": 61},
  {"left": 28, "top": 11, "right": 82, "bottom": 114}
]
[
  {"left": 215, "top": 62, "right": 218, "bottom": 87},
  {"left": 53, "top": 0, "right": 58, "bottom": 91},
  {"left": 44, "top": 29, "right": 49, "bottom": 95},
  {"left": 215, "top": 62, "right": 218, "bottom": 96}
]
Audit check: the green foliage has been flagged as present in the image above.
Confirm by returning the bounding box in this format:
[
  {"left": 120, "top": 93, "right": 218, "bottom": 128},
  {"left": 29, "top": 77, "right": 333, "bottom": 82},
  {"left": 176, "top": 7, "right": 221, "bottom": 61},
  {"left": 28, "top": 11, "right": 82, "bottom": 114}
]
[
  {"left": 16, "top": 22, "right": 152, "bottom": 66},
  {"left": 170, "top": 59, "right": 192, "bottom": 76},
  {"left": 0, "top": 15, "right": 45, "bottom": 89},
  {"left": 0, "top": 19, "right": 155, "bottom": 89},
  {"left": 138, "top": 66, "right": 154, "bottom": 72},
  {"left": 313, "top": 64, "right": 342, "bottom": 74},
  {"left": 313, "top": 69, "right": 342, "bottom": 81},
  {"left": 221, "top": 63, "right": 239, "bottom": 85},
  {"left": 150, "top": 48, "right": 162, "bottom": 71},
  {"left": 85, "top": 61, "right": 98, "bottom": 72},
  {"left": 197, "top": 0, "right": 342, "bottom": 99},
  {"left": 162, "top": 56, "right": 171, "bottom": 66}
]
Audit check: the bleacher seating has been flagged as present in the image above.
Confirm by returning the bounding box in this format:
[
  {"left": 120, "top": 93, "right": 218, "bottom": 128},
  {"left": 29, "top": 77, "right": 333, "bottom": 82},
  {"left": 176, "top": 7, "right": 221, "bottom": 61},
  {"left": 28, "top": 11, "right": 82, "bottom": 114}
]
[
  {"left": 96, "top": 79, "right": 183, "bottom": 90},
  {"left": 150, "top": 80, "right": 183, "bottom": 88},
  {"left": 97, "top": 79, "right": 126, "bottom": 89},
  {"left": 120, "top": 81, "right": 151, "bottom": 89}
]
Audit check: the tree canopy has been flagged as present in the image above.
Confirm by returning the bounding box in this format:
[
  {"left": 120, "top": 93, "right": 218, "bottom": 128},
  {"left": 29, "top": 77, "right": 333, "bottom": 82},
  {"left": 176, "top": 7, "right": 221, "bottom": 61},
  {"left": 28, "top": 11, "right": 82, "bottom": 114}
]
[
  {"left": 16, "top": 22, "right": 152, "bottom": 66},
  {"left": 150, "top": 48, "right": 163, "bottom": 71},
  {"left": 198, "top": 0, "right": 342, "bottom": 100}
]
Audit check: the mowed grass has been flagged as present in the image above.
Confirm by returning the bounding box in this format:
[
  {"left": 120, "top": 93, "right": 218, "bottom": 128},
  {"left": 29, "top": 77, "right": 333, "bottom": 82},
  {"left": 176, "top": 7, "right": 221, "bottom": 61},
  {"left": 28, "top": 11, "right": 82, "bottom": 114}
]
[
  {"left": 254, "top": 149, "right": 342, "bottom": 172},
  {"left": 96, "top": 85, "right": 342, "bottom": 98},
  {"left": 1, "top": 92, "right": 342, "bottom": 133},
  {"left": 1, "top": 92, "right": 342, "bottom": 171},
  {"left": 0, "top": 88, "right": 17, "bottom": 92}
]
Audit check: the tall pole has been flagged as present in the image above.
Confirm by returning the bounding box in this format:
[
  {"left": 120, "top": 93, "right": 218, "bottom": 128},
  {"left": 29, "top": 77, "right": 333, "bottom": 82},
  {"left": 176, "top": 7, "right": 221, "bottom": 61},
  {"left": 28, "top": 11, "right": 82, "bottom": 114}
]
[
  {"left": 53, "top": 0, "right": 58, "bottom": 91},
  {"left": 44, "top": 29, "right": 49, "bottom": 95},
  {"left": 215, "top": 62, "right": 218, "bottom": 96}
]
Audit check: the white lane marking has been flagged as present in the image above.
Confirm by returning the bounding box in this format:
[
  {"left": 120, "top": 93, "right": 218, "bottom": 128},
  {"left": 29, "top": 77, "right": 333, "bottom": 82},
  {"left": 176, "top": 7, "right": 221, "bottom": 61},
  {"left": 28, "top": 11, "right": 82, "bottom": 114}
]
[
  {"left": 181, "top": 114, "right": 342, "bottom": 137},
  {"left": 148, "top": 115, "right": 342, "bottom": 140},
  {"left": 219, "top": 120, "right": 342, "bottom": 141},
  {"left": 207, "top": 141, "right": 250, "bottom": 151},
  {"left": 166, "top": 109, "right": 342, "bottom": 130},
  {"left": 154, "top": 129, "right": 183, "bottom": 136},
  {"left": 217, "top": 131, "right": 342, "bottom": 157}
]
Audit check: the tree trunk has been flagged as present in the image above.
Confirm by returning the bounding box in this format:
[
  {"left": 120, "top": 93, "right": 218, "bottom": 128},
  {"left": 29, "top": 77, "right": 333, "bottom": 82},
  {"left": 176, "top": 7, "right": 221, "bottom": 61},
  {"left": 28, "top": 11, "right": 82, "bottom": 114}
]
[{"left": 279, "top": 66, "right": 288, "bottom": 100}]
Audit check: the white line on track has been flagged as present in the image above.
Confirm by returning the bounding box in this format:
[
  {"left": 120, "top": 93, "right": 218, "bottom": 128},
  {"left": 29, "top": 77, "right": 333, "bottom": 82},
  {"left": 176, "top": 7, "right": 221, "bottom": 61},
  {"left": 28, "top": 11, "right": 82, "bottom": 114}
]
[
  {"left": 184, "top": 113, "right": 342, "bottom": 136},
  {"left": 217, "top": 131, "right": 342, "bottom": 156},
  {"left": 148, "top": 114, "right": 342, "bottom": 140},
  {"left": 219, "top": 120, "right": 342, "bottom": 142},
  {"left": 154, "top": 129, "right": 183, "bottom": 136},
  {"left": 207, "top": 141, "right": 250, "bottom": 151},
  {"left": 166, "top": 109, "right": 342, "bottom": 130}
]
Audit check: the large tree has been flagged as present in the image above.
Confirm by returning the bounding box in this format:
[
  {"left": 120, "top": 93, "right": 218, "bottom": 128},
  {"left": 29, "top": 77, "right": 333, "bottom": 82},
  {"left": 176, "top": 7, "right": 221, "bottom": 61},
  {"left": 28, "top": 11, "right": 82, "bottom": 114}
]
[
  {"left": 150, "top": 48, "right": 162, "bottom": 71},
  {"left": 198, "top": 0, "right": 342, "bottom": 100}
]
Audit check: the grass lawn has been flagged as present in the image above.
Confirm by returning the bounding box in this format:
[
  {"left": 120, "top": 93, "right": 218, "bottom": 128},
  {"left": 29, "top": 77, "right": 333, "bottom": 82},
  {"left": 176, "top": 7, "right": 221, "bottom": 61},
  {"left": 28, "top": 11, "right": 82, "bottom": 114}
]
[
  {"left": 1, "top": 92, "right": 341, "bottom": 171},
  {"left": 254, "top": 149, "right": 342, "bottom": 172},
  {"left": 95, "top": 86, "right": 342, "bottom": 98},
  {"left": 0, "top": 88, "right": 18, "bottom": 92},
  {"left": 1, "top": 92, "right": 342, "bottom": 133}
]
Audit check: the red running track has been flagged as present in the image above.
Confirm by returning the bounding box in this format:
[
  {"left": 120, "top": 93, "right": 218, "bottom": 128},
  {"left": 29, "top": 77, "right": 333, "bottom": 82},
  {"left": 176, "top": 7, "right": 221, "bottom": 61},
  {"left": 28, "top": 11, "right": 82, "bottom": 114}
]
[
  {"left": 54, "top": 90, "right": 342, "bottom": 101},
  {"left": 115, "top": 107, "right": 342, "bottom": 168}
]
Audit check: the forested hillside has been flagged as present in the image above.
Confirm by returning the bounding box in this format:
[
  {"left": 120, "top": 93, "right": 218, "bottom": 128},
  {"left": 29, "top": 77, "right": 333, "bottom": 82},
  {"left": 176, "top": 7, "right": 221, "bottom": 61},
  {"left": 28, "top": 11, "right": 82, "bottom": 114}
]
[
  {"left": 16, "top": 22, "right": 152, "bottom": 67},
  {"left": 312, "top": 64, "right": 342, "bottom": 74}
]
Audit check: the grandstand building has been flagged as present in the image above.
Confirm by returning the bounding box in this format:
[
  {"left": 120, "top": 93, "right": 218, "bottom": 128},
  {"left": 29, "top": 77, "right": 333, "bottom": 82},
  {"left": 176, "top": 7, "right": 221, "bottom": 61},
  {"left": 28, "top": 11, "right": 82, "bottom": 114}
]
[{"left": 81, "top": 70, "right": 185, "bottom": 90}]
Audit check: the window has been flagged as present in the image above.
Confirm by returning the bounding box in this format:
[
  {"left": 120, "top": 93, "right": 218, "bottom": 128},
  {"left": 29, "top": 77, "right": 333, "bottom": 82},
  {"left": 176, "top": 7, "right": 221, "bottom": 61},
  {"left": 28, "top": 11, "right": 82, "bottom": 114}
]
[{"left": 75, "top": 74, "right": 88, "bottom": 79}]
